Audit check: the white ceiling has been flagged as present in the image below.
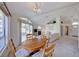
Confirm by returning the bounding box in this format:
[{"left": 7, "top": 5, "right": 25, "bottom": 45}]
[{"left": 6, "top": 2, "right": 79, "bottom": 26}]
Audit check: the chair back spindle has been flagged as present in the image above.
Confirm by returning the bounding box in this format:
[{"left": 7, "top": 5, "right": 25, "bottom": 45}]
[{"left": 8, "top": 39, "right": 16, "bottom": 57}]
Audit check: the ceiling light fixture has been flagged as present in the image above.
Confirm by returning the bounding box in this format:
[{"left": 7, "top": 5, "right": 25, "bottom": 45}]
[{"left": 33, "top": 3, "right": 41, "bottom": 13}]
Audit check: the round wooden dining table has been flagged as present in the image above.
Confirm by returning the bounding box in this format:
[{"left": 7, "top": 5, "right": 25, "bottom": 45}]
[{"left": 22, "top": 37, "right": 47, "bottom": 52}]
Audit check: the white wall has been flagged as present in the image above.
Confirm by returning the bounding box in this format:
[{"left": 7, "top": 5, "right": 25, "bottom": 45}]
[
  {"left": 42, "top": 17, "right": 61, "bottom": 37},
  {"left": 78, "top": 20, "right": 79, "bottom": 48},
  {"left": 60, "top": 16, "right": 78, "bottom": 37},
  {"left": 10, "top": 16, "right": 21, "bottom": 47}
]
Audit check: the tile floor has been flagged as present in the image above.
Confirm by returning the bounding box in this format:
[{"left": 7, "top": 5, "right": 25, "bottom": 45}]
[{"left": 54, "top": 36, "right": 79, "bottom": 57}]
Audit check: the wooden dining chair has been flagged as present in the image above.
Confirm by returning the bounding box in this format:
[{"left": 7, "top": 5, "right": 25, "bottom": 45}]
[
  {"left": 41, "top": 39, "right": 56, "bottom": 57},
  {"left": 43, "top": 43, "right": 56, "bottom": 57},
  {"left": 8, "top": 39, "right": 32, "bottom": 57},
  {"left": 27, "top": 34, "right": 33, "bottom": 40}
]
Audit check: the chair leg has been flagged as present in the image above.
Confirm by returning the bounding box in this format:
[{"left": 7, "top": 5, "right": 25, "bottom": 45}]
[{"left": 51, "top": 54, "right": 52, "bottom": 56}]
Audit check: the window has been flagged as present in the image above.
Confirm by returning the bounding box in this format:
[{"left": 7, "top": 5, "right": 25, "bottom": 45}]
[
  {"left": 21, "top": 22, "right": 32, "bottom": 42},
  {"left": 0, "top": 10, "right": 8, "bottom": 51}
]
